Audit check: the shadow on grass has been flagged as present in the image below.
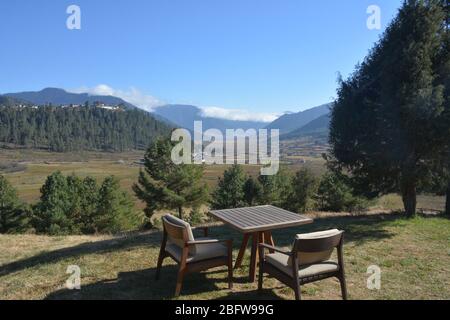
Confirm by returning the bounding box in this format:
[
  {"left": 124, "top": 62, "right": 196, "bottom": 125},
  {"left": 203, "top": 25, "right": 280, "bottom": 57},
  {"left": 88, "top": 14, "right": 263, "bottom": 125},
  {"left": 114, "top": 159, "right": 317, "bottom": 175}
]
[
  {"left": 0, "top": 212, "right": 409, "bottom": 280},
  {"left": 45, "top": 263, "right": 284, "bottom": 300},
  {"left": 45, "top": 265, "right": 223, "bottom": 300},
  {"left": 0, "top": 231, "right": 163, "bottom": 277}
]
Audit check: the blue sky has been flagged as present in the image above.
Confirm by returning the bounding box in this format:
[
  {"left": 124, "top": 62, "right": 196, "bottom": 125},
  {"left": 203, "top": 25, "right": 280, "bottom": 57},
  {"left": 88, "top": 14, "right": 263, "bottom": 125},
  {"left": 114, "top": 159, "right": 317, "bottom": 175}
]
[{"left": 0, "top": 0, "right": 402, "bottom": 121}]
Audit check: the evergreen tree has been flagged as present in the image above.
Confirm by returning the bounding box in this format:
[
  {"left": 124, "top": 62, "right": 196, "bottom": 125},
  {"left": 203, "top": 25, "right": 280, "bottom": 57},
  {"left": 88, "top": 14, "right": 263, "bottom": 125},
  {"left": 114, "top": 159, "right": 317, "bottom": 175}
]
[
  {"left": 329, "top": 0, "right": 448, "bottom": 216},
  {"left": 243, "top": 176, "right": 263, "bottom": 206},
  {"left": 33, "top": 171, "right": 72, "bottom": 235},
  {"left": 211, "top": 164, "right": 247, "bottom": 209},
  {"left": 436, "top": 0, "right": 450, "bottom": 215},
  {"left": 285, "top": 168, "right": 318, "bottom": 213},
  {"left": 96, "top": 176, "right": 138, "bottom": 233},
  {"left": 316, "top": 172, "right": 355, "bottom": 212},
  {"left": 257, "top": 167, "right": 292, "bottom": 208},
  {"left": 33, "top": 172, "right": 138, "bottom": 235},
  {"left": 66, "top": 174, "right": 85, "bottom": 233},
  {"left": 0, "top": 106, "right": 171, "bottom": 152},
  {"left": 0, "top": 175, "right": 28, "bottom": 233},
  {"left": 133, "top": 138, "right": 209, "bottom": 223},
  {"left": 80, "top": 176, "right": 100, "bottom": 233}
]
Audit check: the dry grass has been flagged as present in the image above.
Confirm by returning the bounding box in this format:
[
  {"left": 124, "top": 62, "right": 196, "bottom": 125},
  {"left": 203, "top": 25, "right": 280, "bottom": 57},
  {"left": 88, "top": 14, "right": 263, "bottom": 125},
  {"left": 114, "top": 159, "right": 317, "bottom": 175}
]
[{"left": 1, "top": 212, "right": 449, "bottom": 300}]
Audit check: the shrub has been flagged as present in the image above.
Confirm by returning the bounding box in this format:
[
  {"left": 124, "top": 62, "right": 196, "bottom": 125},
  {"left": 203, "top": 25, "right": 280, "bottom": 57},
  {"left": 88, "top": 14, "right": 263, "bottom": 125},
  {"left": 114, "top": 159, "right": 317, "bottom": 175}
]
[
  {"left": 243, "top": 176, "right": 263, "bottom": 206},
  {"left": 0, "top": 175, "right": 30, "bottom": 233},
  {"left": 316, "top": 172, "right": 369, "bottom": 212},
  {"left": 211, "top": 164, "right": 247, "bottom": 209},
  {"left": 187, "top": 207, "right": 204, "bottom": 226},
  {"left": 285, "top": 168, "right": 318, "bottom": 213},
  {"left": 32, "top": 172, "right": 138, "bottom": 235},
  {"left": 257, "top": 167, "right": 293, "bottom": 208}
]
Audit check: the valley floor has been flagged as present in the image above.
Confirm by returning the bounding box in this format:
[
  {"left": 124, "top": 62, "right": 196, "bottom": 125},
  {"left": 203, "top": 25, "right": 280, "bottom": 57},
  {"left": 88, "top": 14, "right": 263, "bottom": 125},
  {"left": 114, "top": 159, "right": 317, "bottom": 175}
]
[{"left": 1, "top": 212, "right": 449, "bottom": 300}]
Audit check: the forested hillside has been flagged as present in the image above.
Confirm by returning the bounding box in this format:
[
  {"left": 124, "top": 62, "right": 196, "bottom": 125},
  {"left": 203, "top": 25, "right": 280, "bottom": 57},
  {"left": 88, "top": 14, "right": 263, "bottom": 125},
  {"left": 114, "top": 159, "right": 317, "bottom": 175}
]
[{"left": 0, "top": 106, "right": 172, "bottom": 152}]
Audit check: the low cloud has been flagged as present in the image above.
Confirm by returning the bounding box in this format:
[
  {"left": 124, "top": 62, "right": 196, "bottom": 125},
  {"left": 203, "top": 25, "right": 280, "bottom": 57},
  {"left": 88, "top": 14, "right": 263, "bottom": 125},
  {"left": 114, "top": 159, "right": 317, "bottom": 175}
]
[
  {"left": 201, "top": 106, "right": 280, "bottom": 123},
  {"left": 70, "top": 85, "right": 279, "bottom": 122},
  {"left": 70, "top": 85, "right": 163, "bottom": 111}
]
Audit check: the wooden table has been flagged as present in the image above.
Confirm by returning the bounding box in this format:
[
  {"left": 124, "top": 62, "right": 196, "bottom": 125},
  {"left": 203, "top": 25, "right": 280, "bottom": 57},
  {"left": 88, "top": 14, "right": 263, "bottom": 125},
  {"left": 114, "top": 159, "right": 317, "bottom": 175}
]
[{"left": 209, "top": 205, "right": 313, "bottom": 282}]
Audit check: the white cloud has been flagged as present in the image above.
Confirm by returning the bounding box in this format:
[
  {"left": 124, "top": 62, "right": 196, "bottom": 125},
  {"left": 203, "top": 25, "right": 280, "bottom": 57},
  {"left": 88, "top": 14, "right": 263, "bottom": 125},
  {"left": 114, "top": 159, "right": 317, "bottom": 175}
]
[
  {"left": 200, "top": 106, "right": 280, "bottom": 123},
  {"left": 70, "top": 85, "right": 280, "bottom": 122},
  {"left": 70, "top": 85, "right": 163, "bottom": 111}
]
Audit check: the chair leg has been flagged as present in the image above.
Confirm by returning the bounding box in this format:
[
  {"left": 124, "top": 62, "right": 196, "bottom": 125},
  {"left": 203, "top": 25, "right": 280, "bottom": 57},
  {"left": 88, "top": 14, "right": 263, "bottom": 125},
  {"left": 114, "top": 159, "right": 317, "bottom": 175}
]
[
  {"left": 155, "top": 252, "right": 165, "bottom": 280},
  {"left": 228, "top": 250, "right": 234, "bottom": 290},
  {"left": 175, "top": 267, "right": 185, "bottom": 297},
  {"left": 339, "top": 274, "right": 348, "bottom": 300},
  {"left": 258, "top": 262, "right": 264, "bottom": 292},
  {"left": 294, "top": 284, "right": 302, "bottom": 300},
  {"left": 293, "top": 275, "right": 302, "bottom": 300}
]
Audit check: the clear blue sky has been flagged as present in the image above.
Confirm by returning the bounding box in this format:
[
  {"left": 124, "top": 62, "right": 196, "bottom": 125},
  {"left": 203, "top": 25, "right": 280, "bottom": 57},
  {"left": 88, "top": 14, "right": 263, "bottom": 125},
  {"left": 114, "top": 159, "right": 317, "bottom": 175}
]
[{"left": 0, "top": 0, "right": 402, "bottom": 120}]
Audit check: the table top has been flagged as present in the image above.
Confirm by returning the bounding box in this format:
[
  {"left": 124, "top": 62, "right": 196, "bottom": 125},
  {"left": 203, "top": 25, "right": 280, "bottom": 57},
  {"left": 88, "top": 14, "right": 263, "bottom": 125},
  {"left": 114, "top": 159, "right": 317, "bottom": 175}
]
[{"left": 209, "top": 205, "right": 313, "bottom": 233}]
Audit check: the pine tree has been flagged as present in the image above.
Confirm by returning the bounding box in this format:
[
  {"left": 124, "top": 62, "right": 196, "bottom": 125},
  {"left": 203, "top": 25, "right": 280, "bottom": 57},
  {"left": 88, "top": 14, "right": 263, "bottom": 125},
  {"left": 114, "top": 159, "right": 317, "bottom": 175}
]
[
  {"left": 133, "top": 138, "right": 209, "bottom": 224},
  {"left": 330, "top": 0, "right": 448, "bottom": 216},
  {"left": 285, "top": 168, "right": 318, "bottom": 213},
  {"left": 80, "top": 176, "right": 100, "bottom": 233},
  {"left": 96, "top": 176, "right": 137, "bottom": 233},
  {"left": 0, "top": 175, "right": 28, "bottom": 233},
  {"left": 243, "top": 176, "right": 263, "bottom": 206},
  {"left": 257, "top": 167, "right": 292, "bottom": 208},
  {"left": 211, "top": 164, "right": 247, "bottom": 209},
  {"left": 33, "top": 171, "right": 72, "bottom": 235}
]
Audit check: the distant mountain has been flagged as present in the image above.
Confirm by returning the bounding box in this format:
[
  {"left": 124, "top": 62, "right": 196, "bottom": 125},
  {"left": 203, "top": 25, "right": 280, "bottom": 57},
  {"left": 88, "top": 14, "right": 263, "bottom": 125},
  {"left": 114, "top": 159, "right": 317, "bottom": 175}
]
[
  {"left": 0, "top": 95, "right": 30, "bottom": 107},
  {"left": 5, "top": 88, "right": 137, "bottom": 109},
  {"left": 281, "top": 113, "right": 330, "bottom": 140},
  {"left": 265, "top": 103, "right": 332, "bottom": 135},
  {"left": 153, "top": 104, "right": 267, "bottom": 133}
]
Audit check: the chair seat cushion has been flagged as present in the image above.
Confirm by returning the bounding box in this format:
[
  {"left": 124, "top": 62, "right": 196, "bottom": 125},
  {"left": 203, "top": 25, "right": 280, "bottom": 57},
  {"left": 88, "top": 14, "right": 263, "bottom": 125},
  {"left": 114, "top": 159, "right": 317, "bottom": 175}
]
[
  {"left": 266, "top": 252, "right": 339, "bottom": 278},
  {"left": 166, "top": 238, "right": 228, "bottom": 263}
]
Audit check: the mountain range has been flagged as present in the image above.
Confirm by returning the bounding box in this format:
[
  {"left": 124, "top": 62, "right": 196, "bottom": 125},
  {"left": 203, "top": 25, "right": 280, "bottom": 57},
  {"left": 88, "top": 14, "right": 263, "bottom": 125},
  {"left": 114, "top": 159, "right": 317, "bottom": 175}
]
[
  {"left": 1, "top": 88, "right": 332, "bottom": 140},
  {"left": 153, "top": 104, "right": 267, "bottom": 133},
  {"left": 264, "top": 103, "right": 332, "bottom": 136},
  {"left": 5, "top": 88, "right": 136, "bottom": 109},
  {"left": 280, "top": 113, "right": 331, "bottom": 140}
]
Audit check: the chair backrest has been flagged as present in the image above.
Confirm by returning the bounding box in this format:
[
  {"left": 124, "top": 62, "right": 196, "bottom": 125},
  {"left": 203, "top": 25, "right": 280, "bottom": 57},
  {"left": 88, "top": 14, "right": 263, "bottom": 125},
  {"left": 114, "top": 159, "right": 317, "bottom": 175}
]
[
  {"left": 288, "top": 229, "right": 343, "bottom": 266},
  {"left": 162, "top": 215, "right": 196, "bottom": 254}
]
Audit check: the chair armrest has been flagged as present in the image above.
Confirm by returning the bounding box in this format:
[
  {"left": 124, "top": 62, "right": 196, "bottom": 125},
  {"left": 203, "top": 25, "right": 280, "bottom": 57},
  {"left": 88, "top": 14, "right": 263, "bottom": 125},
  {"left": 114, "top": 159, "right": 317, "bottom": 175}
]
[
  {"left": 187, "top": 239, "right": 232, "bottom": 246},
  {"left": 192, "top": 226, "right": 208, "bottom": 237},
  {"left": 258, "top": 243, "right": 293, "bottom": 256}
]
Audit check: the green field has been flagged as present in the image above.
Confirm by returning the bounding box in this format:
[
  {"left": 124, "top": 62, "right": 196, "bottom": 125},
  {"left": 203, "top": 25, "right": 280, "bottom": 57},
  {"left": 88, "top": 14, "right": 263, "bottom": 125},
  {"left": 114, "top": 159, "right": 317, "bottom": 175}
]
[
  {"left": 0, "top": 212, "right": 449, "bottom": 300},
  {"left": 0, "top": 149, "right": 445, "bottom": 213}
]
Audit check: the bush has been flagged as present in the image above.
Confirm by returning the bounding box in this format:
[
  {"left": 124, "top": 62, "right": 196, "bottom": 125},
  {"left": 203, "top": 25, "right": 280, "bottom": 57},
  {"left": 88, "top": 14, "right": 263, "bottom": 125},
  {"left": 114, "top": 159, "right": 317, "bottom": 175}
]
[
  {"left": 211, "top": 165, "right": 247, "bottom": 209},
  {"left": 0, "top": 175, "right": 30, "bottom": 233},
  {"left": 285, "top": 168, "right": 318, "bottom": 213},
  {"left": 95, "top": 176, "right": 139, "bottom": 233},
  {"left": 243, "top": 176, "right": 263, "bottom": 206},
  {"left": 316, "top": 172, "right": 369, "bottom": 213},
  {"left": 186, "top": 207, "right": 204, "bottom": 226},
  {"left": 32, "top": 172, "right": 139, "bottom": 235},
  {"left": 257, "top": 167, "right": 293, "bottom": 208}
]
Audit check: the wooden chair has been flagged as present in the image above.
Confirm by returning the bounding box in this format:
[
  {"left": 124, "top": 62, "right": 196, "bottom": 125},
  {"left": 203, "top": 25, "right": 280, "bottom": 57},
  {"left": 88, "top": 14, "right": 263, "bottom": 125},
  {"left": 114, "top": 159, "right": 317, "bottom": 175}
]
[
  {"left": 258, "top": 229, "right": 347, "bottom": 300},
  {"left": 155, "top": 214, "right": 233, "bottom": 296}
]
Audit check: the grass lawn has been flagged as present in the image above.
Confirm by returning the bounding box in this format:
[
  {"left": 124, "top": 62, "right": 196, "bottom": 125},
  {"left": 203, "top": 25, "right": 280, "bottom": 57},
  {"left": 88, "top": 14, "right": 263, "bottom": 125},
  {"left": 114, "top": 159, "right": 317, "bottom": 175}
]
[{"left": 1, "top": 212, "right": 449, "bottom": 300}]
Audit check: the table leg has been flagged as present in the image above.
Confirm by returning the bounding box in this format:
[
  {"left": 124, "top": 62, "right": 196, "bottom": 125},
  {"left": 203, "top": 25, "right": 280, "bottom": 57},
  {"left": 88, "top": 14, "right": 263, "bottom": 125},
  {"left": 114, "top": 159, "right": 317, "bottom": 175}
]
[
  {"left": 249, "top": 232, "right": 264, "bottom": 282},
  {"left": 263, "top": 231, "right": 275, "bottom": 253},
  {"left": 234, "top": 233, "right": 250, "bottom": 269}
]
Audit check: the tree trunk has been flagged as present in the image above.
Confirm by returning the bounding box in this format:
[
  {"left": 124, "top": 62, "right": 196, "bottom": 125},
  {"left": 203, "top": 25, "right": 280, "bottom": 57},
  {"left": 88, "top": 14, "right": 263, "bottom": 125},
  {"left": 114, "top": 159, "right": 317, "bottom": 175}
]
[
  {"left": 446, "top": 180, "right": 450, "bottom": 216},
  {"left": 401, "top": 182, "right": 417, "bottom": 217},
  {"left": 178, "top": 206, "right": 183, "bottom": 220}
]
